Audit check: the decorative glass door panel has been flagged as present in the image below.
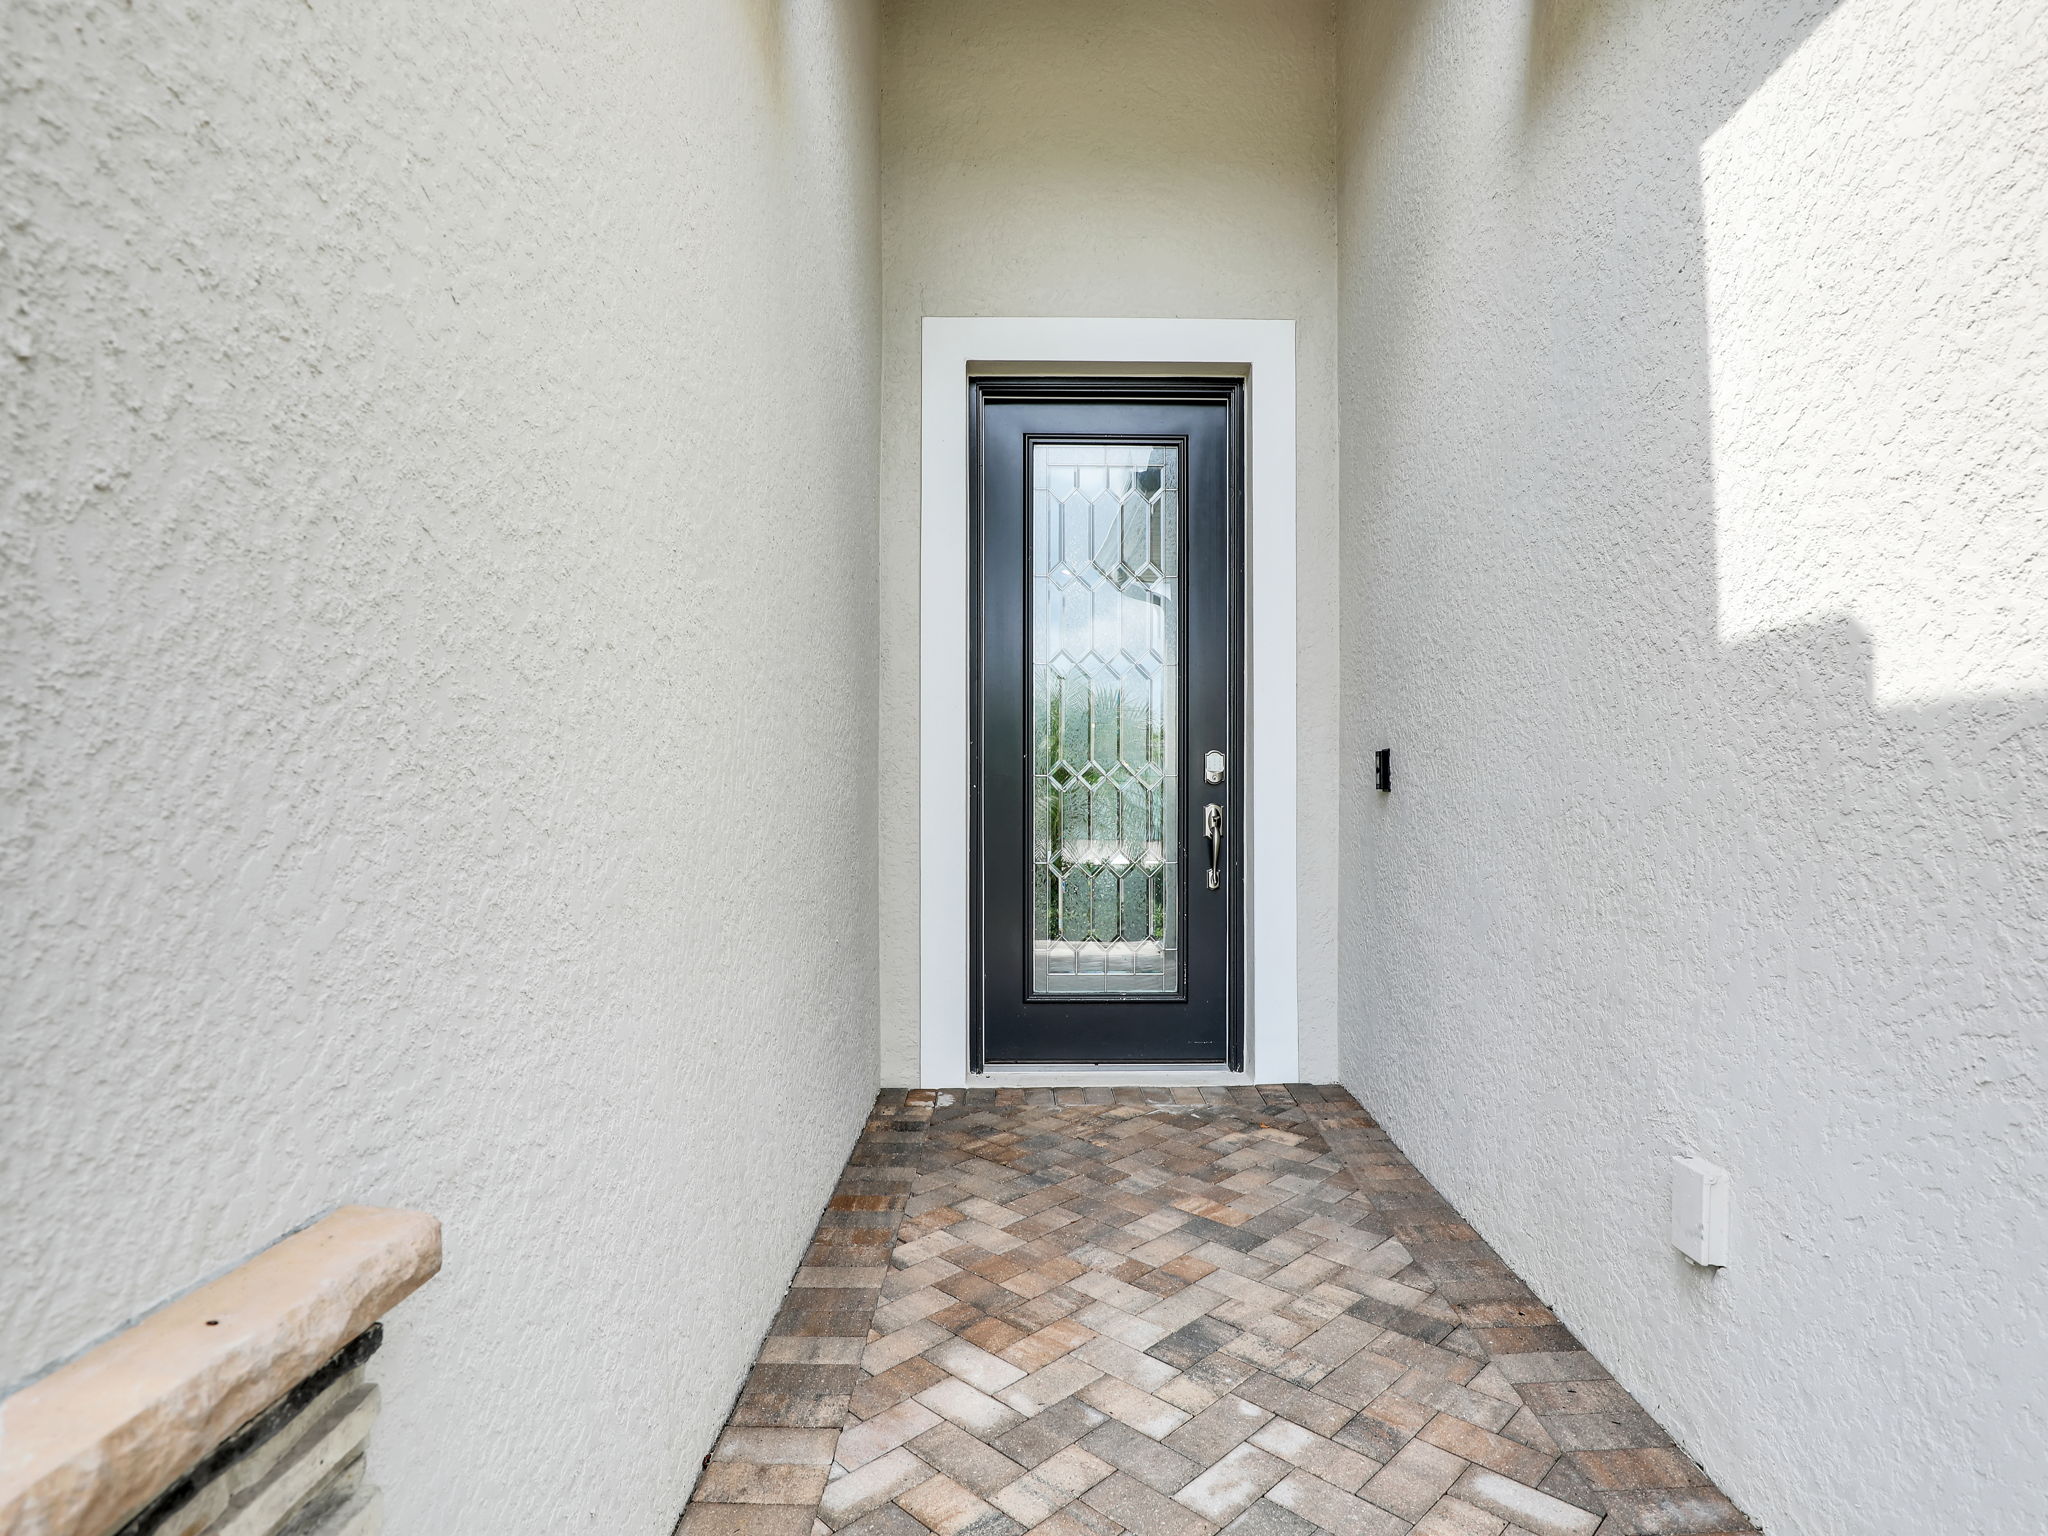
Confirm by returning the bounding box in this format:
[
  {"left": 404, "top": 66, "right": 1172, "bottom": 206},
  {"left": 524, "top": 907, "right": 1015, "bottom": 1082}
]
[
  {"left": 1031, "top": 443, "right": 1181, "bottom": 996},
  {"left": 973, "top": 381, "right": 1243, "bottom": 1067}
]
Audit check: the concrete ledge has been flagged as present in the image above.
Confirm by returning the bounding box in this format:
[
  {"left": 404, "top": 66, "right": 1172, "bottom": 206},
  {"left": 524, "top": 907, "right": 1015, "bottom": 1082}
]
[{"left": 0, "top": 1207, "right": 440, "bottom": 1536}]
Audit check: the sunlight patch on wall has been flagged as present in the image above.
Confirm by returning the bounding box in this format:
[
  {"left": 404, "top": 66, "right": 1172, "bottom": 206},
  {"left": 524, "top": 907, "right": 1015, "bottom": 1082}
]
[{"left": 1701, "top": 0, "right": 2047, "bottom": 706}]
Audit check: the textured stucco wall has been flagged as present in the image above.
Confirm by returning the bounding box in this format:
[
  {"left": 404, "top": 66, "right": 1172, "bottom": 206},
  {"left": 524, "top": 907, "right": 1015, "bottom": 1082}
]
[
  {"left": 876, "top": 0, "right": 1342, "bottom": 1083},
  {"left": 1, "top": 3, "right": 881, "bottom": 1532},
  {"left": 1336, "top": 2, "right": 2047, "bottom": 1533}
]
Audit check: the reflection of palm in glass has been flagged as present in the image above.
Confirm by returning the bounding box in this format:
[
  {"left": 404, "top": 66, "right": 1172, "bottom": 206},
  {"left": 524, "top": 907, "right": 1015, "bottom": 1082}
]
[
  {"left": 1029, "top": 444, "right": 1180, "bottom": 994},
  {"left": 1035, "top": 683, "right": 1166, "bottom": 937}
]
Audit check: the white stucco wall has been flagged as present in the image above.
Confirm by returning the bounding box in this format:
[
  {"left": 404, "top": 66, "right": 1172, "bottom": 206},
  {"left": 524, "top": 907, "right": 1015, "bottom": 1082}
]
[
  {"left": 1336, "top": 2, "right": 2047, "bottom": 1533},
  {"left": 1, "top": 3, "right": 881, "bottom": 1532},
  {"left": 876, "top": 0, "right": 1342, "bottom": 1084}
]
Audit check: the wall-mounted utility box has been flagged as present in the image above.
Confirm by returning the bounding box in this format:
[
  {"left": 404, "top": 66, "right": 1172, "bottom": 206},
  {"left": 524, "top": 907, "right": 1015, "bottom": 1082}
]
[{"left": 1671, "top": 1156, "right": 1731, "bottom": 1267}]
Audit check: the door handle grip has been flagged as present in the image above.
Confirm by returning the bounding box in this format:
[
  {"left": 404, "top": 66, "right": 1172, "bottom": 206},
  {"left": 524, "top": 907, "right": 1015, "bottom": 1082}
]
[{"left": 1204, "top": 802, "right": 1225, "bottom": 890}]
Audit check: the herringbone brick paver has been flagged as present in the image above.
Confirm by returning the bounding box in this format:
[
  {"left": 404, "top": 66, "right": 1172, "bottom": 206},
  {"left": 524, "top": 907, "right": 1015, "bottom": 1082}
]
[{"left": 679, "top": 1088, "right": 1755, "bottom": 1536}]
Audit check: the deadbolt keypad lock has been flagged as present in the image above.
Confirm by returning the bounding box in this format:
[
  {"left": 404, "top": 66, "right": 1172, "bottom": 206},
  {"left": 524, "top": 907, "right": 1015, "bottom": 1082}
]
[{"left": 1204, "top": 749, "right": 1226, "bottom": 784}]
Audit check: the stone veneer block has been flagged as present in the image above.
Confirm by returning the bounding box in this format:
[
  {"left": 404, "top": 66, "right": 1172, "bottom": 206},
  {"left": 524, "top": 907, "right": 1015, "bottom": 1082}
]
[
  {"left": 0, "top": 1206, "right": 441, "bottom": 1536},
  {"left": 132, "top": 1345, "right": 378, "bottom": 1536}
]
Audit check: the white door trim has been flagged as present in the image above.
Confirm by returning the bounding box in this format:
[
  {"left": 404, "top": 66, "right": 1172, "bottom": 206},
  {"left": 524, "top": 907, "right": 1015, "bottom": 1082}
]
[{"left": 919, "top": 317, "right": 1298, "bottom": 1087}]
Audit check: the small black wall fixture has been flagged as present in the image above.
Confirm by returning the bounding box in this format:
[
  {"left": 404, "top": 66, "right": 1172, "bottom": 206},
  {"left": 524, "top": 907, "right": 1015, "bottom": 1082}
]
[{"left": 1375, "top": 748, "right": 1392, "bottom": 793}]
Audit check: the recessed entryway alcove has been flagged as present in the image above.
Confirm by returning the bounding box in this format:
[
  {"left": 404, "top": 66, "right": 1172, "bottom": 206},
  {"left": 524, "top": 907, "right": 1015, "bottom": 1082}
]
[{"left": 917, "top": 321, "right": 1304, "bottom": 1089}]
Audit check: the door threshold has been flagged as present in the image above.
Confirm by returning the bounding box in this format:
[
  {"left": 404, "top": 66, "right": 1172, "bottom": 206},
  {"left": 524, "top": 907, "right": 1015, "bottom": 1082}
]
[{"left": 967, "top": 1065, "right": 1248, "bottom": 1088}]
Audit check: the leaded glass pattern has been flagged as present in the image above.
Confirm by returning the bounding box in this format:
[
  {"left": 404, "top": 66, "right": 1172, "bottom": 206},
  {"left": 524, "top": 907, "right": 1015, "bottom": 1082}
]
[{"left": 1030, "top": 443, "right": 1180, "bottom": 995}]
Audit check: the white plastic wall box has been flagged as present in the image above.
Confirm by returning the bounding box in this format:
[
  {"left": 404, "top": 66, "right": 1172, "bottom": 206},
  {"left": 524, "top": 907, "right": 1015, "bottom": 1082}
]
[{"left": 1671, "top": 1155, "right": 1732, "bottom": 1268}]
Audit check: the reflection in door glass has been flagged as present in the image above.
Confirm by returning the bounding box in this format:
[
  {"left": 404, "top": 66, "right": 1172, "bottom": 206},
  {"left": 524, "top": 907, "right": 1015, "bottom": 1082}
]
[{"left": 1030, "top": 443, "right": 1180, "bottom": 995}]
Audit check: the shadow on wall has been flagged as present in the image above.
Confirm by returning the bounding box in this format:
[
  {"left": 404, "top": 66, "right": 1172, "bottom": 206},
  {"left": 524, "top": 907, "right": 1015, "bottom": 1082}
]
[
  {"left": 737, "top": 0, "right": 816, "bottom": 111},
  {"left": 1342, "top": 0, "right": 2045, "bottom": 1530},
  {"left": 1524, "top": 0, "right": 1622, "bottom": 116}
]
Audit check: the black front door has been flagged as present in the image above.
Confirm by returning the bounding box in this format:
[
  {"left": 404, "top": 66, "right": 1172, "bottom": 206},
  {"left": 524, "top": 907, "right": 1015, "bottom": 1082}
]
[{"left": 972, "top": 378, "right": 1244, "bottom": 1067}]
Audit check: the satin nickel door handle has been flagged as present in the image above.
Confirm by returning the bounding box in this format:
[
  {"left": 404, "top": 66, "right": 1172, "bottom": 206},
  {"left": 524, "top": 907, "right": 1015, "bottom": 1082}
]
[{"left": 1204, "top": 802, "right": 1225, "bottom": 890}]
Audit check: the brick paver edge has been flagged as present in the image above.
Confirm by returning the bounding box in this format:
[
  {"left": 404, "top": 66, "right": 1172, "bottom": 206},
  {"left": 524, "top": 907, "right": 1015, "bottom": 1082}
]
[
  {"left": 1287, "top": 1085, "right": 1760, "bottom": 1536},
  {"left": 675, "top": 1089, "right": 939, "bottom": 1536}
]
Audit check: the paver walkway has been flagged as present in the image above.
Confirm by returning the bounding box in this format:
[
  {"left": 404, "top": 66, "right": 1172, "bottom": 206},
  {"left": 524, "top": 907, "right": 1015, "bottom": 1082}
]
[{"left": 678, "top": 1088, "right": 1755, "bottom": 1536}]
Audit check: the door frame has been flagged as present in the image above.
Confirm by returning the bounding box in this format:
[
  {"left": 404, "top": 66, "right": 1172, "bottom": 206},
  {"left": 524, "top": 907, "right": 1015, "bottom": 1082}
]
[
  {"left": 921, "top": 318, "right": 1298, "bottom": 1086},
  {"left": 971, "top": 381, "right": 1245, "bottom": 1069}
]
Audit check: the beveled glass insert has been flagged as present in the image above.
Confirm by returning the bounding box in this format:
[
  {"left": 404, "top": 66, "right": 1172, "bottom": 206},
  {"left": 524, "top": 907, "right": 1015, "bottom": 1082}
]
[{"left": 1031, "top": 443, "right": 1181, "bottom": 995}]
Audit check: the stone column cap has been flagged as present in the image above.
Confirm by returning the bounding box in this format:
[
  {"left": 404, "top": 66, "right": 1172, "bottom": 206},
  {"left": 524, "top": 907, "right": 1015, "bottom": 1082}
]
[{"left": 0, "top": 1205, "right": 441, "bottom": 1536}]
